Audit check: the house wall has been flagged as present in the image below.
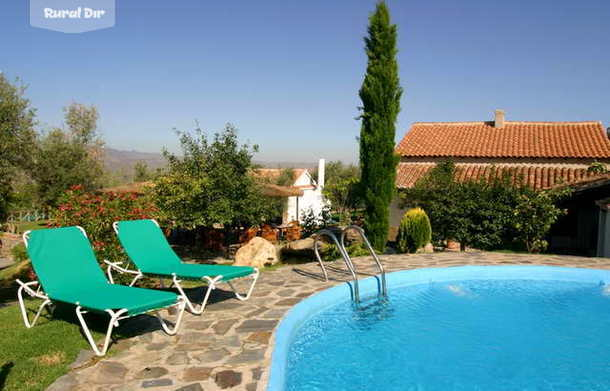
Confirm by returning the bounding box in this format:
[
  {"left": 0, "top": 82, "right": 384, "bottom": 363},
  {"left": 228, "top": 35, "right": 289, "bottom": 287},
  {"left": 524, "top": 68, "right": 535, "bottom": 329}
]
[{"left": 283, "top": 171, "right": 326, "bottom": 224}]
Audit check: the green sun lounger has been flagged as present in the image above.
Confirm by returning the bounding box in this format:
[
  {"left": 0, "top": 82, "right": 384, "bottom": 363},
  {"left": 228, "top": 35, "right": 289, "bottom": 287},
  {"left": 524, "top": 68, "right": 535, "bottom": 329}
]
[
  {"left": 16, "top": 226, "right": 186, "bottom": 356},
  {"left": 109, "top": 219, "right": 259, "bottom": 315}
]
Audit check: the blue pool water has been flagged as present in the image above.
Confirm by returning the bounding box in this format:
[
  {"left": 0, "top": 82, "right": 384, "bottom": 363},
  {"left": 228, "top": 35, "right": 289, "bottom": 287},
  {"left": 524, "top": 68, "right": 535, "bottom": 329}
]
[{"left": 285, "top": 279, "right": 610, "bottom": 391}]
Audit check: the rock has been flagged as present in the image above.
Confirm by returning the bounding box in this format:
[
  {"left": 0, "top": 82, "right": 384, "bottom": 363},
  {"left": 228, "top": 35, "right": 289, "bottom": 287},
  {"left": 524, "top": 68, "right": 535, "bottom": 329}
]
[
  {"left": 246, "top": 383, "right": 257, "bottom": 391},
  {"left": 175, "top": 384, "right": 204, "bottom": 391},
  {"left": 92, "top": 361, "right": 128, "bottom": 384},
  {"left": 286, "top": 237, "right": 314, "bottom": 251},
  {"left": 182, "top": 366, "right": 213, "bottom": 382},
  {"left": 423, "top": 242, "right": 434, "bottom": 253},
  {"left": 136, "top": 366, "right": 169, "bottom": 379},
  {"left": 215, "top": 370, "right": 242, "bottom": 389},
  {"left": 234, "top": 237, "right": 278, "bottom": 268}
]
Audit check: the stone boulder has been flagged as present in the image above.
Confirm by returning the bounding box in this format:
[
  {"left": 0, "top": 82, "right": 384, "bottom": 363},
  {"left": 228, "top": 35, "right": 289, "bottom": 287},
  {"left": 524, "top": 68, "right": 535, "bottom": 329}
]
[{"left": 234, "top": 237, "right": 278, "bottom": 268}]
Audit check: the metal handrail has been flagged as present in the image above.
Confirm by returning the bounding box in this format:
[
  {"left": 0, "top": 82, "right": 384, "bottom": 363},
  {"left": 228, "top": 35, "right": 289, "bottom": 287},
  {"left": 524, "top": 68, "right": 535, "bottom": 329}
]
[
  {"left": 313, "top": 229, "right": 360, "bottom": 303},
  {"left": 341, "top": 225, "right": 387, "bottom": 297}
]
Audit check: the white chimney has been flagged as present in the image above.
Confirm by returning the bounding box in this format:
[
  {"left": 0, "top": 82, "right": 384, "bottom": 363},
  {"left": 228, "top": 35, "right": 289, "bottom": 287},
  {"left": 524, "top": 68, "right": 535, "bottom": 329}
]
[
  {"left": 317, "top": 158, "right": 325, "bottom": 189},
  {"left": 494, "top": 109, "right": 505, "bottom": 128}
]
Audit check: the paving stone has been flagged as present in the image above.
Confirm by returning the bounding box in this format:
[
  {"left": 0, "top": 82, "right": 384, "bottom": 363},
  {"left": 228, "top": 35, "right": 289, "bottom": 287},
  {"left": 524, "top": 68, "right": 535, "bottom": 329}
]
[
  {"left": 246, "top": 331, "right": 272, "bottom": 345},
  {"left": 182, "top": 366, "right": 213, "bottom": 382},
  {"left": 212, "top": 319, "right": 236, "bottom": 335},
  {"left": 246, "top": 382, "right": 258, "bottom": 391},
  {"left": 181, "top": 332, "right": 216, "bottom": 344},
  {"left": 92, "top": 361, "right": 128, "bottom": 384},
  {"left": 276, "top": 289, "right": 295, "bottom": 297},
  {"left": 275, "top": 298, "right": 301, "bottom": 306},
  {"left": 136, "top": 366, "right": 169, "bottom": 379},
  {"left": 146, "top": 342, "right": 170, "bottom": 351},
  {"left": 245, "top": 307, "right": 268, "bottom": 317},
  {"left": 175, "top": 383, "right": 204, "bottom": 391},
  {"left": 252, "top": 367, "right": 263, "bottom": 380},
  {"left": 235, "top": 320, "right": 277, "bottom": 333},
  {"left": 215, "top": 370, "right": 242, "bottom": 389},
  {"left": 226, "top": 349, "right": 265, "bottom": 364},
  {"left": 47, "top": 373, "right": 78, "bottom": 390},
  {"left": 69, "top": 349, "right": 95, "bottom": 369},
  {"left": 167, "top": 352, "right": 190, "bottom": 365},
  {"left": 194, "top": 348, "right": 230, "bottom": 363},
  {"left": 184, "top": 320, "right": 213, "bottom": 330},
  {"left": 142, "top": 378, "right": 173, "bottom": 388}
]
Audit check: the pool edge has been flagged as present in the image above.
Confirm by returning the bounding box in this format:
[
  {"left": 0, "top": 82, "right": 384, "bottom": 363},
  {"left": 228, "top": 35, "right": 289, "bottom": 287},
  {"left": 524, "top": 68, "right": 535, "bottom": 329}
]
[{"left": 266, "top": 264, "right": 610, "bottom": 391}]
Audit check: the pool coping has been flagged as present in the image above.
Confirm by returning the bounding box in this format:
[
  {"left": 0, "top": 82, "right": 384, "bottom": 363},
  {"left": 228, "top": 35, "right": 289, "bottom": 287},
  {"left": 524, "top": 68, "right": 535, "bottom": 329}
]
[{"left": 267, "top": 264, "right": 610, "bottom": 391}]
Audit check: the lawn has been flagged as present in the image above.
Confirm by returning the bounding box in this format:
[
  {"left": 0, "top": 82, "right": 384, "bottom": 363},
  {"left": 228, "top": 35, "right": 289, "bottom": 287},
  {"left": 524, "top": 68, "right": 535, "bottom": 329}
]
[{"left": 0, "top": 301, "right": 103, "bottom": 391}]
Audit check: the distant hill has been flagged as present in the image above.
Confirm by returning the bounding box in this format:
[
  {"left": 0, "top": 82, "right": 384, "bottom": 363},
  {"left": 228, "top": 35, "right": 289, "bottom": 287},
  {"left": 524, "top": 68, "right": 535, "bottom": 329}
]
[
  {"left": 103, "top": 147, "right": 166, "bottom": 174},
  {"left": 103, "top": 147, "right": 317, "bottom": 180}
]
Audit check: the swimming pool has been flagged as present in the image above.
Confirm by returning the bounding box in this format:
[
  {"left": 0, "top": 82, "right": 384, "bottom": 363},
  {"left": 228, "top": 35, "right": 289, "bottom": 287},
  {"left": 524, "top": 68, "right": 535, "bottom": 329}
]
[{"left": 268, "top": 266, "right": 610, "bottom": 390}]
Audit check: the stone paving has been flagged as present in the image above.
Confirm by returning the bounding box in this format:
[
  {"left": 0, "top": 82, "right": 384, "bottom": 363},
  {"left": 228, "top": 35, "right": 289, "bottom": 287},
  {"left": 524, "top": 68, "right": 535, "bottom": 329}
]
[{"left": 49, "top": 251, "right": 610, "bottom": 391}]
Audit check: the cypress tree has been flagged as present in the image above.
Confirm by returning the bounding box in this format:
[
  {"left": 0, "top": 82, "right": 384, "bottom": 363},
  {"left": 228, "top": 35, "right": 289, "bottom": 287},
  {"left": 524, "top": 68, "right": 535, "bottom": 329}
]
[{"left": 358, "top": 1, "right": 402, "bottom": 251}]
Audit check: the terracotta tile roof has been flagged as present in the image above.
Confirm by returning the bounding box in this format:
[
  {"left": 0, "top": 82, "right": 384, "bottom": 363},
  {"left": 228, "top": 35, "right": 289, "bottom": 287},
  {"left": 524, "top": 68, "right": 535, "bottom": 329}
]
[
  {"left": 396, "top": 163, "right": 608, "bottom": 190},
  {"left": 396, "top": 121, "right": 610, "bottom": 158}
]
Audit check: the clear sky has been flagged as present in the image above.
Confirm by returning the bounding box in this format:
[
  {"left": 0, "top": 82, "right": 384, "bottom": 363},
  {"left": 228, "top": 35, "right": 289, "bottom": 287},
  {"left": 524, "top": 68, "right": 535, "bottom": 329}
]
[{"left": 1, "top": 0, "right": 609, "bottom": 163}]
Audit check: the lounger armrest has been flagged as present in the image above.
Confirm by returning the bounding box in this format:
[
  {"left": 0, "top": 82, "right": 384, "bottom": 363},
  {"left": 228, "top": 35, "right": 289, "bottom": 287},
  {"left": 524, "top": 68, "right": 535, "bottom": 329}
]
[
  {"left": 104, "top": 260, "right": 140, "bottom": 275},
  {"left": 16, "top": 279, "right": 47, "bottom": 300}
]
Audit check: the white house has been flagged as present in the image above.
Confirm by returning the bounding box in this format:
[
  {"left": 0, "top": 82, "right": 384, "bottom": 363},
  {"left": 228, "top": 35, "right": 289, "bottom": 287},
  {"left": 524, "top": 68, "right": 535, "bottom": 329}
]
[{"left": 256, "top": 159, "right": 328, "bottom": 224}]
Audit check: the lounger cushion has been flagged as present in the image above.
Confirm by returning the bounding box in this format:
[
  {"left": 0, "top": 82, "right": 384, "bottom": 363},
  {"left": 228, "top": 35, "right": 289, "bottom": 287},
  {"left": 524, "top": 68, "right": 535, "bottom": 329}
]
[
  {"left": 50, "top": 284, "right": 178, "bottom": 315},
  {"left": 116, "top": 219, "right": 255, "bottom": 281}
]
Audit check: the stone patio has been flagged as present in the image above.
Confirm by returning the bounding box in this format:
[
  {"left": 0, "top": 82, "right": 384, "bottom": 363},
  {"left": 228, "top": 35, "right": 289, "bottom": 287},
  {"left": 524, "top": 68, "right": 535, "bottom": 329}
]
[{"left": 49, "top": 251, "right": 610, "bottom": 391}]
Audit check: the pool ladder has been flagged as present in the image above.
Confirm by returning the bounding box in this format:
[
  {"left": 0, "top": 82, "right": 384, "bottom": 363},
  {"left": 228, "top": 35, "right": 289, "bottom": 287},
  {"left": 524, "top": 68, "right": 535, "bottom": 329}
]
[{"left": 313, "top": 225, "right": 387, "bottom": 303}]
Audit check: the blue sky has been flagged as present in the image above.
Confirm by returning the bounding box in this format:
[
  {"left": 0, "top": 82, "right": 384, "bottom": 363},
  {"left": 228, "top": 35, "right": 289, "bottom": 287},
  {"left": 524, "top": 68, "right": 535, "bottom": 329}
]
[{"left": 1, "top": 0, "right": 609, "bottom": 163}]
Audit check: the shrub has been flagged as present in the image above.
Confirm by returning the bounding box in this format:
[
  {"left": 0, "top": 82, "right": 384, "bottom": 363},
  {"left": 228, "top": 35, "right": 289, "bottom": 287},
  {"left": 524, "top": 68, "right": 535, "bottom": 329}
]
[
  {"left": 10, "top": 243, "right": 28, "bottom": 263},
  {"left": 400, "top": 160, "right": 571, "bottom": 252},
  {"left": 52, "top": 185, "right": 158, "bottom": 266},
  {"left": 396, "top": 208, "right": 432, "bottom": 253}
]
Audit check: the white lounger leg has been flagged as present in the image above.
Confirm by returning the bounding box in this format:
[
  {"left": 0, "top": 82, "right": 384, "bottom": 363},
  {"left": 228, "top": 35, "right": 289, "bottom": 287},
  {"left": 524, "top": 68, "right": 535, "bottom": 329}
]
[
  {"left": 156, "top": 298, "right": 187, "bottom": 335},
  {"left": 226, "top": 268, "right": 259, "bottom": 301},
  {"left": 171, "top": 274, "right": 222, "bottom": 315},
  {"left": 16, "top": 279, "right": 52, "bottom": 328},
  {"left": 76, "top": 298, "right": 187, "bottom": 357},
  {"left": 76, "top": 306, "right": 127, "bottom": 357}
]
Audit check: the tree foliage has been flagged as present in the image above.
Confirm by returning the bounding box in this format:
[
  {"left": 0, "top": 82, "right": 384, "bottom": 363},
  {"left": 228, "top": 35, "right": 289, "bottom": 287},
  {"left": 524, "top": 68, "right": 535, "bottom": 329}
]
[
  {"left": 401, "top": 160, "right": 571, "bottom": 252},
  {"left": 358, "top": 2, "right": 402, "bottom": 251},
  {"left": 133, "top": 161, "right": 151, "bottom": 182},
  {"left": 31, "top": 103, "right": 105, "bottom": 207},
  {"left": 0, "top": 75, "right": 37, "bottom": 220},
  {"left": 152, "top": 124, "right": 276, "bottom": 230},
  {"left": 322, "top": 161, "right": 360, "bottom": 224}
]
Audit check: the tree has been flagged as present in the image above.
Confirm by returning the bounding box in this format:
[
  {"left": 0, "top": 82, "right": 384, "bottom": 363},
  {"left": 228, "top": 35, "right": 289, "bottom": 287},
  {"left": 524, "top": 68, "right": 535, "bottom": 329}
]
[
  {"left": 358, "top": 1, "right": 402, "bottom": 251},
  {"left": 133, "top": 161, "right": 151, "bottom": 182},
  {"left": 31, "top": 103, "right": 105, "bottom": 206},
  {"left": 322, "top": 161, "right": 360, "bottom": 224},
  {"left": 0, "top": 75, "right": 37, "bottom": 220},
  {"left": 152, "top": 124, "right": 276, "bottom": 231}
]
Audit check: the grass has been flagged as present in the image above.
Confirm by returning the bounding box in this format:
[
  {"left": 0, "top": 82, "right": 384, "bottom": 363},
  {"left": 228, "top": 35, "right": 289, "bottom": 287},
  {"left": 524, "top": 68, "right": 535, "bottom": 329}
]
[{"left": 0, "top": 301, "right": 104, "bottom": 391}]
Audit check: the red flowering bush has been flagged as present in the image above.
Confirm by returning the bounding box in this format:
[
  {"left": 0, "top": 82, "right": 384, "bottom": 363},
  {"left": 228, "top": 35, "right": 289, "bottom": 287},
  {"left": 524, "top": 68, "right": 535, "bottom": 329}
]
[{"left": 52, "top": 185, "right": 159, "bottom": 265}]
